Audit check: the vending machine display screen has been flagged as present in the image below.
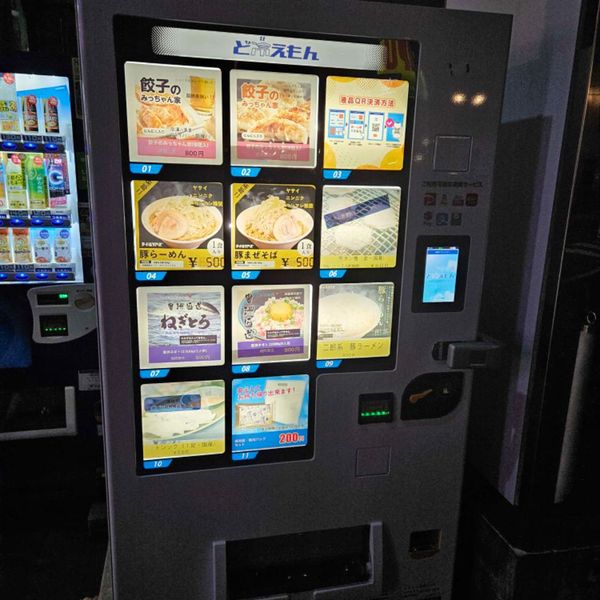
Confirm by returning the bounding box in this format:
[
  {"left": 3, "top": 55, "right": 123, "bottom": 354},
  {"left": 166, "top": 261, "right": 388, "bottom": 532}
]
[
  {"left": 113, "top": 17, "right": 418, "bottom": 474},
  {"left": 423, "top": 246, "right": 459, "bottom": 303},
  {"left": 0, "top": 72, "right": 83, "bottom": 283},
  {"left": 412, "top": 236, "right": 470, "bottom": 313}
]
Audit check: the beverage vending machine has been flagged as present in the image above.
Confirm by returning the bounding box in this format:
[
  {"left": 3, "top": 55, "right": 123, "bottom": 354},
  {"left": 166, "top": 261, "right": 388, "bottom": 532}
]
[
  {"left": 76, "top": 1, "right": 510, "bottom": 598},
  {"left": 0, "top": 53, "right": 101, "bottom": 583},
  {"left": 0, "top": 66, "right": 83, "bottom": 283}
]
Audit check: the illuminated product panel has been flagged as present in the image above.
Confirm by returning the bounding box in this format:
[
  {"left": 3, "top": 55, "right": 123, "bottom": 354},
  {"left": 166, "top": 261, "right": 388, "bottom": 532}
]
[
  {"left": 0, "top": 72, "right": 83, "bottom": 283},
  {"left": 113, "top": 18, "right": 419, "bottom": 475}
]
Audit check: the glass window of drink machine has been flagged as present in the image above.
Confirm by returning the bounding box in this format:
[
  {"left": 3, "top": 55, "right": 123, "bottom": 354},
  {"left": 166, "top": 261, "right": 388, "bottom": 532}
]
[
  {"left": 113, "top": 18, "right": 418, "bottom": 475},
  {"left": 0, "top": 71, "right": 82, "bottom": 284}
]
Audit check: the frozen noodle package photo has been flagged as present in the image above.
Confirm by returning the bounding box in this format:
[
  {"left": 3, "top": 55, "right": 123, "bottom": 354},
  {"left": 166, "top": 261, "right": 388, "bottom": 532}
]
[
  {"left": 320, "top": 186, "right": 401, "bottom": 269},
  {"left": 137, "top": 286, "right": 225, "bottom": 369},
  {"left": 140, "top": 380, "right": 226, "bottom": 460}
]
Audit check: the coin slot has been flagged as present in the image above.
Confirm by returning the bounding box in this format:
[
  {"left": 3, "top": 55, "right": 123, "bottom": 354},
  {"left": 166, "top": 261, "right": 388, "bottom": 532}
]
[{"left": 358, "top": 393, "right": 394, "bottom": 424}]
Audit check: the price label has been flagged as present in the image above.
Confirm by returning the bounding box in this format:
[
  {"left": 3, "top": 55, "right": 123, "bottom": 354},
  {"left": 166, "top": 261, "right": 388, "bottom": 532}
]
[
  {"left": 143, "top": 459, "right": 172, "bottom": 469},
  {"left": 323, "top": 169, "right": 351, "bottom": 180},
  {"left": 319, "top": 269, "right": 347, "bottom": 279},
  {"left": 316, "top": 360, "right": 343, "bottom": 369},
  {"left": 140, "top": 369, "right": 170, "bottom": 379},
  {"left": 232, "top": 364, "right": 260, "bottom": 374},
  {"left": 231, "top": 167, "right": 262, "bottom": 178},
  {"left": 136, "top": 271, "right": 167, "bottom": 282},
  {"left": 232, "top": 452, "right": 259, "bottom": 461},
  {"left": 130, "top": 163, "right": 164, "bottom": 175},
  {"left": 232, "top": 270, "right": 260, "bottom": 280}
]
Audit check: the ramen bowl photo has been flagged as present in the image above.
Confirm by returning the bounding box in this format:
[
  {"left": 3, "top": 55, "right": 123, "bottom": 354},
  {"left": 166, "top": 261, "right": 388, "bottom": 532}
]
[
  {"left": 236, "top": 199, "right": 314, "bottom": 250},
  {"left": 318, "top": 292, "right": 382, "bottom": 340},
  {"left": 141, "top": 196, "right": 223, "bottom": 249}
]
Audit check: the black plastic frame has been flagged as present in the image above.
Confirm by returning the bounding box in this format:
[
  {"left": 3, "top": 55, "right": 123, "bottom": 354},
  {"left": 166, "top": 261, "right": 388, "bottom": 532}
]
[{"left": 112, "top": 16, "right": 419, "bottom": 475}]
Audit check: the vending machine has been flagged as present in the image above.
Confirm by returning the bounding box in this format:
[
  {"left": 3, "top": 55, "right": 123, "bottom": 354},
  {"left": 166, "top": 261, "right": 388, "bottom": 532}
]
[
  {"left": 76, "top": 1, "right": 510, "bottom": 598},
  {"left": 0, "top": 66, "right": 83, "bottom": 283},
  {"left": 0, "top": 51, "right": 103, "bottom": 584}
]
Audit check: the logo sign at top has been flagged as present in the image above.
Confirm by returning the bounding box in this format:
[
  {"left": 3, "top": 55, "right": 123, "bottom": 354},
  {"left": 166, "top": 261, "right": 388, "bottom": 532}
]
[{"left": 152, "top": 27, "right": 387, "bottom": 71}]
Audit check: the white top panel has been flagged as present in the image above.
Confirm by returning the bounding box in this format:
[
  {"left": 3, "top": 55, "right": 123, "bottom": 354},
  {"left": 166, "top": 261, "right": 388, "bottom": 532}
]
[{"left": 152, "top": 26, "right": 387, "bottom": 71}]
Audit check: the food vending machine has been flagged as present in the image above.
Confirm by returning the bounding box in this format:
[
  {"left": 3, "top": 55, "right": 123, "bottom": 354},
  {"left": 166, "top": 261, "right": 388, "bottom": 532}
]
[{"left": 76, "top": 1, "right": 510, "bottom": 598}]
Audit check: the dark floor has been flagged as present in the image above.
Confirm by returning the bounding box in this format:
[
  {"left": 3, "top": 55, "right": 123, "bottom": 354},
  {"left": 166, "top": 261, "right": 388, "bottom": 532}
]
[
  {"left": 0, "top": 523, "right": 106, "bottom": 600},
  {"left": 0, "top": 435, "right": 107, "bottom": 600}
]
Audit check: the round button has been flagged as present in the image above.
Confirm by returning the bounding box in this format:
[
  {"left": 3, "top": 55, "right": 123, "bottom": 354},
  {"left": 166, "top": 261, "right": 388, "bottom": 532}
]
[{"left": 74, "top": 292, "right": 95, "bottom": 311}]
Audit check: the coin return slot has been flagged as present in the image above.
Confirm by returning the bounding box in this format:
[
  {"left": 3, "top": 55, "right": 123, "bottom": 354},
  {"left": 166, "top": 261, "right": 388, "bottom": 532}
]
[{"left": 409, "top": 529, "right": 442, "bottom": 559}]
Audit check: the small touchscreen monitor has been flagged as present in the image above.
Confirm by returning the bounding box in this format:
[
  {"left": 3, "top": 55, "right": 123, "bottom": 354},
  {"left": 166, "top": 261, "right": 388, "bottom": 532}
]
[
  {"left": 422, "top": 246, "right": 460, "bottom": 303},
  {"left": 412, "top": 236, "right": 469, "bottom": 312}
]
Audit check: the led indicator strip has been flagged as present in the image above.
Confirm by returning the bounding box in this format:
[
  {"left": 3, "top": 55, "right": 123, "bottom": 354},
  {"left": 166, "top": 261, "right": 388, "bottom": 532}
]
[{"left": 360, "top": 410, "right": 391, "bottom": 418}]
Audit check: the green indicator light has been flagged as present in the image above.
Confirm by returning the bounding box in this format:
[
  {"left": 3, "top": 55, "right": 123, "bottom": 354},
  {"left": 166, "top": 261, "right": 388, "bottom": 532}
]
[
  {"left": 59, "top": 293, "right": 68, "bottom": 299},
  {"left": 361, "top": 410, "right": 391, "bottom": 419}
]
